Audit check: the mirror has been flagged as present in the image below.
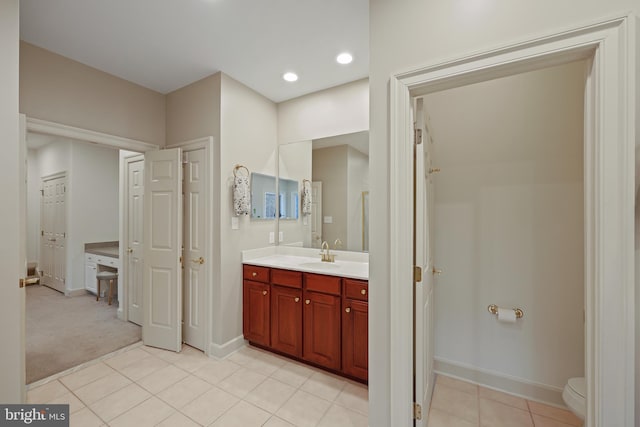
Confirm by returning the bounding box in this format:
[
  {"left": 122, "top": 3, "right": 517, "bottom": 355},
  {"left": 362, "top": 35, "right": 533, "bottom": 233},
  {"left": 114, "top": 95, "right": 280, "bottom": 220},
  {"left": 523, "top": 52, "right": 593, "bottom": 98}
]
[
  {"left": 278, "top": 131, "right": 369, "bottom": 252},
  {"left": 250, "top": 172, "right": 277, "bottom": 219}
]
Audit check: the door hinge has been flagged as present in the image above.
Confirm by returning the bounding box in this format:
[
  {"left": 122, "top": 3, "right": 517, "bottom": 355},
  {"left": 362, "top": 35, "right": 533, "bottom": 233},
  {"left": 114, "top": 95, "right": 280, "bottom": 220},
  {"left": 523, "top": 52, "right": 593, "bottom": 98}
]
[
  {"left": 413, "top": 402, "right": 422, "bottom": 420},
  {"left": 414, "top": 128, "right": 423, "bottom": 145},
  {"left": 40, "top": 189, "right": 44, "bottom": 196},
  {"left": 414, "top": 265, "right": 422, "bottom": 283},
  {"left": 179, "top": 256, "right": 184, "bottom": 269},
  {"left": 41, "top": 230, "right": 44, "bottom": 237}
]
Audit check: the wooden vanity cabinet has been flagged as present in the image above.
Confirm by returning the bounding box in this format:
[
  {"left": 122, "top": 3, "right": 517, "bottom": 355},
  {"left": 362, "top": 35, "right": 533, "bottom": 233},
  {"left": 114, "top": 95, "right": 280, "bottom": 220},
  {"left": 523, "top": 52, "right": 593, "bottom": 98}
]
[
  {"left": 342, "top": 279, "right": 369, "bottom": 381},
  {"left": 242, "top": 265, "right": 271, "bottom": 347},
  {"left": 302, "top": 273, "right": 342, "bottom": 370},
  {"left": 270, "top": 269, "right": 303, "bottom": 357}
]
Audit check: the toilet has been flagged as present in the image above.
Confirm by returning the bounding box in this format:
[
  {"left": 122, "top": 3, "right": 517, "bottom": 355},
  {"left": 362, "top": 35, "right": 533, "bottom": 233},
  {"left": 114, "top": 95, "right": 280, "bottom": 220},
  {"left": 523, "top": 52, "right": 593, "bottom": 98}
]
[{"left": 562, "top": 377, "right": 586, "bottom": 420}]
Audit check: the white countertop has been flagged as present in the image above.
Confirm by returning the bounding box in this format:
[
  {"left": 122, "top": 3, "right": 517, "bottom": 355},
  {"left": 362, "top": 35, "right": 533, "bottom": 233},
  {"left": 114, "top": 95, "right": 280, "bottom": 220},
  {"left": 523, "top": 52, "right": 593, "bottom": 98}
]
[{"left": 242, "top": 247, "right": 369, "bottom": 280}]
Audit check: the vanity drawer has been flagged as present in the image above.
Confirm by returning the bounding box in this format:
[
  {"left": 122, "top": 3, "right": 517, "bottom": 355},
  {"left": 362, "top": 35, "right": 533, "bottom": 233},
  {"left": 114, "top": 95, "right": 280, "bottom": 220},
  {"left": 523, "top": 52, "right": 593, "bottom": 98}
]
[
  {"left": 304, "top": 273, "right": 341, "bottom": 296},
  {"left": 271, "top": 268, "right": 302, "bottom": 289},
  {"left": 344, "top": 279, "right": 368, "bottom": 301},
  {"left": 243, "top": 265, "right": 270, "bottom": 283}
]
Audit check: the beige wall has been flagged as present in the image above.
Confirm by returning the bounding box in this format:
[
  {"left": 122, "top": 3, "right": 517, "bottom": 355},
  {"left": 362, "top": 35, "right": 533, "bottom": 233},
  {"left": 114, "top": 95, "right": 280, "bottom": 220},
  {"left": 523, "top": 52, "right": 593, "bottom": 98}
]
[
  {"left": 0, "top": 0, "right": 24, "bottom": 402},
  {"left": 428, "top": 61, "right": 585, "bottom": 391},
  {"left": 20, "top": 42, "right": 166, "bottom": 145},
  {"left": 165, "top": 73, "right": 221, "bottom": 146},
  {"left": 217, "top": 73, "right": 278, "bottom": 344},
  {"left": 369, "top": 2, "right": 638, "bottom": 425},
  {"left": 313, "top": 145, "right": 349, "bottom": 247},
  {"left": 277, "top": 78, "right": 369, "bottom": 144}
]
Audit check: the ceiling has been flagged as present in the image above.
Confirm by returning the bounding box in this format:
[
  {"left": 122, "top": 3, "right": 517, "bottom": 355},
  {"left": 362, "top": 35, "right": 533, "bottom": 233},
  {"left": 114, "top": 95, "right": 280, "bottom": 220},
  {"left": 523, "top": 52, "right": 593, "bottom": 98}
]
[{"left": 19, "top": 0, "right": 369, "bottom": 103}]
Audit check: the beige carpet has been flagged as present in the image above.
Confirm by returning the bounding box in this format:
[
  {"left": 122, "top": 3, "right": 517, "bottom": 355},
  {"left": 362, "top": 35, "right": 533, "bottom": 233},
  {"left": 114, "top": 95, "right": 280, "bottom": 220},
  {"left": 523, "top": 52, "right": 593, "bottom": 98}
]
[{"left": 26, "top": 284, "right": 141, "bottom": 384}]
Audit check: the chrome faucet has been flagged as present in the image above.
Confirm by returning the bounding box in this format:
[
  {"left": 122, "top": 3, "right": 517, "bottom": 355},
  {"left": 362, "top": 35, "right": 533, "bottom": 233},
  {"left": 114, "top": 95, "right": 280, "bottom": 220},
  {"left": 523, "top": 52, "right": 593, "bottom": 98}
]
[{"left": 320, "top": 241, "right": 335, "bottom": 263}]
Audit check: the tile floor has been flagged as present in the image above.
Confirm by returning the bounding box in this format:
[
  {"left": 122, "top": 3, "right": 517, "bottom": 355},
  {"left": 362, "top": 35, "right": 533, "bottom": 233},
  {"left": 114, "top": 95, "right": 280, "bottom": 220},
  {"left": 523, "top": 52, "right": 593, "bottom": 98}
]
[
  {"left": 427, "top": 375, "right": 584, "bottom": 427},
  {"left": 27, "top": 343, "right": 368, "bottom": 427}
]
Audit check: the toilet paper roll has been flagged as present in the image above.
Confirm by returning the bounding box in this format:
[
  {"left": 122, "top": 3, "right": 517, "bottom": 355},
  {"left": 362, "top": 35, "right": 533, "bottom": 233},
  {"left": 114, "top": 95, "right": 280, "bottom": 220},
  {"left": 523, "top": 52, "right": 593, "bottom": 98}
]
[{"left": 497, "top": 307, "right": 517, "bottom": 323}]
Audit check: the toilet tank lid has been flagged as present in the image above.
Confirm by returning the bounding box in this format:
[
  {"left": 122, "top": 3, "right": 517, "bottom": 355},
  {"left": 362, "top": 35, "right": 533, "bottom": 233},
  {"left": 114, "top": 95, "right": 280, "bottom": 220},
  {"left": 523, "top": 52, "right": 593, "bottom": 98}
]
[{"left": 568, "top": 377, "right": 586, "bottom": 397}]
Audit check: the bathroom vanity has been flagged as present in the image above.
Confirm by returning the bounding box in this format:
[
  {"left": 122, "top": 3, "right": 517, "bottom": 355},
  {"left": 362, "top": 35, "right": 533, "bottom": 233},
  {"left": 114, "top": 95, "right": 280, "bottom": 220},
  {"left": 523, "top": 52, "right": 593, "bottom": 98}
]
[
  {"left": 242, "top": 251, "right": 368, "bottom": 382},
  {"left": 84, "top": 241, "right": 120, "bottom": 295}
]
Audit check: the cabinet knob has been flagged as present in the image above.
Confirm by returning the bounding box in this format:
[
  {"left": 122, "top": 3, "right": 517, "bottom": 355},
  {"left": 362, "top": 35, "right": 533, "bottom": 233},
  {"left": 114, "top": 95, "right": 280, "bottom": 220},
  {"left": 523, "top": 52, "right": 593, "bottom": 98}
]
[
  {"left": 294, "top": 297, "right": 300, "bottom": 303},
  {"left": 252, "top": 272, "right": 257, "bottom": 277},
  {"left": 345, "top": 307, "right": 351, "bottom": 313},
  {"left": 360, "top": 289, "right": 366, "bottom": 295},
  {"left": 305, "top": 299, "right": 310, "bottom": 305},
  {"left": 262, "top": 290, "right": 267, "bottom": 296}
]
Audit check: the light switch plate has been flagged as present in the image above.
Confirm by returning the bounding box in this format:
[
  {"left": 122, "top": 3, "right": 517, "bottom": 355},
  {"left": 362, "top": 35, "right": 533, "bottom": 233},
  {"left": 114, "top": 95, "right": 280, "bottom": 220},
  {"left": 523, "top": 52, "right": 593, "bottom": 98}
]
[
  {"left": 279, "top": 231, "right": 283, "bottom": 242},
  {"left": 324, "top": 216, "right": 333, "bottom": 224},
  {"left": 303, "top": 216, "right": 308, "bottom": 226},
  {"left": 231, "top": 217, "right": 239, "bottom": 230},
  {"left": 269, "top": 232, "right": 275, "bottom": 244}
]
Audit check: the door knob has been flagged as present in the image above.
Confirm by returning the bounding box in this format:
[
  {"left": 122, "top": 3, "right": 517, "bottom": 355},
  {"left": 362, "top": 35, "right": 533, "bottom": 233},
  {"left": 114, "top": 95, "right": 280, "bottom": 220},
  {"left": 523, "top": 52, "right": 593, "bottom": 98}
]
[
  {"left": 345, "top": 307, "right": 351, "bottom": 313},
  {"left": 294, "top": 297, "right": 300, "bottom": 303},
  {"left": 127, "top": 248, "right": 133, "bottom": 253},
  {"left": 305, "top": 299, "right": 310, "bottom": 305},
  {"left": 192, "top": 257, "right": 205, "bottom": 264},
  {"left": 262, "top": 290, "right": 267, "bottom": 296}
]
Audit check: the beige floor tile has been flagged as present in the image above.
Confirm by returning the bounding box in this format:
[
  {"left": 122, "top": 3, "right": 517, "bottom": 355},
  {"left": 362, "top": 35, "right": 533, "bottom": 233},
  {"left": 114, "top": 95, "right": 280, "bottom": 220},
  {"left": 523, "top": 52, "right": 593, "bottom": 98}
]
[
  {"left": 172, "top": 353, "right": 210, "bottom": 373},
  {"left": 532, "top": 413, "right": 583, "bottom": 427},
  {"left": 217, "top": 367, "right": 268, "bottom": 398},
  {"left": 210, "top": 400, "right": 271, "bottom": 427},
  {"left": 300, "top": 370, "right": 348, "bottom": 401},
  {"left": 59, "top": 362, "right": 115, "bottom": 391},
  {"left": 155, "top": 411, "right": 200, "bottom": 427},
  {"left": 48, "top": 392, "right": 85, "bottom": 414},
  {"left": 115, "top": 354, "right": 169, "bottom": 381},
  {"left": 136, "top": 364, "right": 189, "bottom": 394},
  {"left": 69, "top": 407, "right": 104, "bottom": 427},
  {"left": 431, "top": 383, "right": 479, "bottom": 424},
  {"left": 180, "top": 386, "right": 239, "bottom": 426},
  {"left": 227, "top": 345, "right": 266, "bottom": 365},
  {"left": 317, "top": 403, "right": 368, "bottom": 427},
  {"left": 276, "top": 389, "right": 332, "bottom": 427},
  {"left": 103, "top": 348, "right": 150, "bottom": 371},
  {"left": 156, "top": 375, "right": 212, "bottom": 409},
  {"left": 108, "top": 396, "right": 175, "bottom": 427},
  {"left": 27, "top": 380, "right": 69, "bottom": 404},
  {"left": 141, "top": 345, "right": 185, "bottom": 363},
  {"left": 436, "top": 375, "right": 479, "bottom": 395},
  {"left": 270, "top": 361, "right": 315, "bottom": 388},
  {"left": 527, "top": 401, "right": 582, "bottom": 426},
  {"left": 243, "top": 352, "right": 288, "bottom": 376},
  {"left": 244, "top": 377, "right": 297, "bottom": 413},
  {"left": 479, "top": 387, "right": 528, "bottom": 410},
  {"left": 334, "top": 382, "right": 368, "bottom": 415},
  {"left": 479, "top": 398, "right": 533, "bottom": 427},
  {"left": 263, "top": 416, "right": 296, "bottom": 427},
  {"left": 88, "top": 383, "right": 151, "bottom": 422},
  {"left": 192, "top": 359, "right": 241, "bottom": 385},
  {"left": 74, "top": 371, "right": 132, "bottom": 405},
  {"left": 428, "top": 407, "right": 478, "bottom": 427}
]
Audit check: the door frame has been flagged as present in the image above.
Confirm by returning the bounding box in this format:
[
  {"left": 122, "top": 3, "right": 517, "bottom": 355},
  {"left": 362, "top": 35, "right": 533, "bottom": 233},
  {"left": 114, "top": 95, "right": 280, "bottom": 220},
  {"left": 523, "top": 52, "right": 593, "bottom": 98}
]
[
  {"left": 167, "top": 136, "right": 214, "bottom": 357},
  {"left": 388, "top": 16, "right": 634, "bottom": 427}
]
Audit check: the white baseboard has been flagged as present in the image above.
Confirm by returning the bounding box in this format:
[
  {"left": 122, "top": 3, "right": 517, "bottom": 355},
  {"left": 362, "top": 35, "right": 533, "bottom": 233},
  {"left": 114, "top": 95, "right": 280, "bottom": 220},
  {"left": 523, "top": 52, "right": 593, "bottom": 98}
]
[
  {"left": 434, "top": 357, "right": 566, "bottom": 407},
  {"left": 65, "top": 288, "right": 88, "bottom": 297},
  {"left": 208, "top": 335, "right": 247, "bottom": 359}
]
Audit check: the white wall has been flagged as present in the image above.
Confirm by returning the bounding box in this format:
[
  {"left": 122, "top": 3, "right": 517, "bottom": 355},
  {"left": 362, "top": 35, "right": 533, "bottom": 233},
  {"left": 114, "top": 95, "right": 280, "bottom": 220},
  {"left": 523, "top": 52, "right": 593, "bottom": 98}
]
[
  {"left": 32, "top": 139, "right": 119, "bottom": 292},
  {"left": 217, "top": 73, "right": 278, "bottom": 345},
  {"left": 427, "top": 61, "right": 585, "bottom": 390},
  {"left": 0, "top": 0, "right": 23, "bottom": 402},
  {"left": 27, "top": 148, "right": 40, "bottom": 264},
  {"left": 369, "top": 2, "right": 638, "bottom": 425},
  {"left": 347, "top": 147, "right": 369, "bottom": 252}
]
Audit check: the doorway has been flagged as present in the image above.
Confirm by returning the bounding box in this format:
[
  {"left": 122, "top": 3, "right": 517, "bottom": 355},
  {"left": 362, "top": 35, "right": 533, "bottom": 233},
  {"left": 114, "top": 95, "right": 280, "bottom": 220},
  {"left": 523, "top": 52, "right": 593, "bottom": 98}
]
[{"left": 388, "top": 17, "right": 634, "bottom": 427}]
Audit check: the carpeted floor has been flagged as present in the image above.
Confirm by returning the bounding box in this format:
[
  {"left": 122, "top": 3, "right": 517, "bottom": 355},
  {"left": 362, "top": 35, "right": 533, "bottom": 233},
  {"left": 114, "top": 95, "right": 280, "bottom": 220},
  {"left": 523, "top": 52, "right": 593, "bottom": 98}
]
[{"left": 26, "top": 284, "right": 141, "bottom": 384}]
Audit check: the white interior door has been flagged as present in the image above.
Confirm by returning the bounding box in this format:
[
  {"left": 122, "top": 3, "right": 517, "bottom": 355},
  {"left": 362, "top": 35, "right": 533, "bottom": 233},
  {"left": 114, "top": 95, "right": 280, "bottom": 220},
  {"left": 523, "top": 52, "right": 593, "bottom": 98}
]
[
  {"left": 311, "top": 181, "right": 323, "bottom": 248},
  {"left": 126, "top": 155, "right": 144, "bottom": 326},
  {"left": 40, "top": 174, "right": 66, "bottom": 293},
  {"left": 143, "top": 148, "right": 183, "bottom": 352},
  {"left": 182, "top": 148, "right": 206, "bottom": 351},
  {"left": 414, "top": 98, "right": 435, "bottom": 425}
]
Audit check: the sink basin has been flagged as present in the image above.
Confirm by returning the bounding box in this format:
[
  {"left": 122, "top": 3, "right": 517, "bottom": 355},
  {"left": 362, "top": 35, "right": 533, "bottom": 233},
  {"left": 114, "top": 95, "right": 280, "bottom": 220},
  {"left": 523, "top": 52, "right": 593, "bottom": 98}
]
[{"left": 298, "top": 262, "right": 341, "bottom": 270}]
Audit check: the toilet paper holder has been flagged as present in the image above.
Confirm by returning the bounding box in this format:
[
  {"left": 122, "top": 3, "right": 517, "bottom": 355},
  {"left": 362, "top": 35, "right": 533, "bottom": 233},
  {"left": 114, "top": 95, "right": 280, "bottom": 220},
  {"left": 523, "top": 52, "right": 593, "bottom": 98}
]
[{"left": 488, "top": 304, "right": 524, "bottom": 319}]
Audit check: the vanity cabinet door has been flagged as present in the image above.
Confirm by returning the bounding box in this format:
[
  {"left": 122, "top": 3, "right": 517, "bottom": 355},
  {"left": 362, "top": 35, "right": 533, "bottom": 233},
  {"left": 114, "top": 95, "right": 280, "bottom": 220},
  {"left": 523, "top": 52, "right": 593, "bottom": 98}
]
[
  {"left": 243, "top": 280, "right": 271, "bottom": 346},
  {"left": 303, "top": 290, "right": 341, "bottom": 370},
  {"left": 271, "top": 285, "right": 302, "bottom": 357},
  {"left": 342, "top": 299, "right": 368, "bottom": 381}
]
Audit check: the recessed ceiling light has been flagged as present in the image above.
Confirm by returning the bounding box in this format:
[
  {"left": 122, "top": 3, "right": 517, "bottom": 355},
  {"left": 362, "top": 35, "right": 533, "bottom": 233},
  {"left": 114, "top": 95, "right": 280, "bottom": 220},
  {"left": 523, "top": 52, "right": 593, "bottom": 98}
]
[
  {"left": 336, "top": 52, "right": 353, "bottom": 65},
  {"left": 283, "top": 72, "right": 298, "bottom": 82}
]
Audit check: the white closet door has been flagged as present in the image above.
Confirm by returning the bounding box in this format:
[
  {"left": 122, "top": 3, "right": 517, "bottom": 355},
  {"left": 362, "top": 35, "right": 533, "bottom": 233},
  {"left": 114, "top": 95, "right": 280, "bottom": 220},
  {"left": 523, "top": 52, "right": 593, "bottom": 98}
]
[
  {"left": 41, "top": 174, "right": 66, "bottom": 293},
  {"left": 143, "top": 148, "right": 182, "bottom": 352},
  {"left": 182, "top": 148, "right": 206, "bottom": 351},
  {"left": 127, "top": 156, "right": 144, "bottom": 326},
  {"left": 414, "top": 98, "right": 435, "bottom": 426}
]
